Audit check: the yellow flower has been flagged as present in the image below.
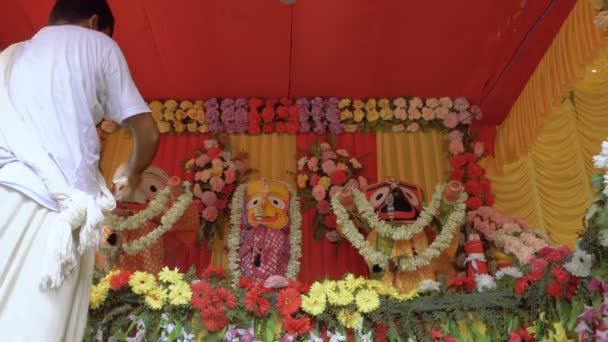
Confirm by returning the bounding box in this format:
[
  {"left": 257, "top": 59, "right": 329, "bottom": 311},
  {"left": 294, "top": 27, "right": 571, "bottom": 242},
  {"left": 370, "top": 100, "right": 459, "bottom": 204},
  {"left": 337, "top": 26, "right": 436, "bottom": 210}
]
[
  {"left": 301, "top": 293, "right": 327, "bottom": 316},
  {"left": 297, "top": 174, "right": 309, "bottom": 189},
  {"left": 196, "top": 110, "right": 206, "bottom": 123},
  {"left": 144, "top": 286, "right": 167, "bottom": 310},
  {"left": 322, "top": 280, "right": 337, "bottom": 292},
  {"left": 353, "top": 99, "right": 365, "bottom": 109},
  {"left": 175, "top": 109, "right": 187, "bottom": 121},
  {"left": 338, "top": 98, "right": 351, "bottom": 109},
  {"left": 353, "top": 109, "right": 365, "bottom": 123},
  {"left": 151, "top": 111, "right": 163, "bottom": 122},
  {"left": 180, "top": 100, "right": 194, "bottom": 110},
  {"left": 365, "top": 99, "right": 377, "bottom": 112},
  {"left": 366, "top": 110, "right": 380, "bottom": 122},
  {"left": 392, "top": 289, "right": 418, "bottom": 302},
  {"left": 168, "top": 281, "right": 192, "bottom": 306},
  {"left": 129, "top": 271, "right": 157, "bottom": 294},
  {"left": 164, "top": 110, "right": 176, "bottom": 122},
  {"left": 149, "top": 100, "right": 164, "bottom": 112},
  {"left": 355, "top": 289, "right": 380, "bottom": 313},
  {"left": 344, "top": 124, "right": 359, "bottom": 133},
  {"left": 378, "top": 98, "right": 390, "bottom": 109},
  {"left": 198, "top": 124, "right": 209, "bottom": 133},
  {"left": 187, "top": 122, "right": 198, "bottom": 133},
  {"left": 327, "top": 284, "right": 354, "bottom": 306},
  {"left": 174, "top": 122, "right": 186, "bottom": 133},
  {"left": 546, "top": 322, "right": 573, "bottom": 342},
  {"left": 380, "top": 108, "right": 393, "bottom": 120},
  {"left": 194, "top": 100, "right": 204, "bottom": 110},
  {"left": 308, "top": 282, "right": 326, "bottom": 297},
  {"left": 343, "top": 274, "right": 365, "bottom": 292},
  {"left": 158, "top": 121, "right": 171, "bottom": 133},
  {"left": 340, "top": 110, "right": 353, "bottom": 121},
  {"left": 212, "top": 166, "right": 224, "bottom": 177},
  {"left": 337, "top": 309, "right": 362, "bottom": 329},
  {"left": 158, "top": 267, "right": 184, "bottom": 284},
  {"left": 186, "top": 108, "right": 198, "bottom": 120},
  {"left": 164, "top": 99, "right": 178, "bottom": 111},
  {"left": 319, "top": 176, "right": 331, "bottom": 190},
  {"left": 90, "top": 284, "right": 109, "bottom": 309}
]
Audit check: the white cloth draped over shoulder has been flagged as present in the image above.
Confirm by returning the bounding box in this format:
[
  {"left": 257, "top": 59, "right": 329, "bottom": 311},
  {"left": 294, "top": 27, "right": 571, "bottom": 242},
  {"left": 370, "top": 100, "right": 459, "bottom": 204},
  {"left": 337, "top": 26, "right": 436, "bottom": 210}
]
[{"left": 0, "top": 42, "right": 116, "bottom": 289}]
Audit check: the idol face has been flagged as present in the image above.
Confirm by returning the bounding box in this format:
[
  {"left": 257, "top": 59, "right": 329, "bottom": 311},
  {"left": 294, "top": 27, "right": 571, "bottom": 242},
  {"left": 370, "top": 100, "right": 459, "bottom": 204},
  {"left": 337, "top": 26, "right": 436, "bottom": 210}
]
[
  {"left": 365, "top": 177, "right": 422, "bottom": 222},
  {"left": 244, "top": 180, "right": 290, "bottom": 230}
]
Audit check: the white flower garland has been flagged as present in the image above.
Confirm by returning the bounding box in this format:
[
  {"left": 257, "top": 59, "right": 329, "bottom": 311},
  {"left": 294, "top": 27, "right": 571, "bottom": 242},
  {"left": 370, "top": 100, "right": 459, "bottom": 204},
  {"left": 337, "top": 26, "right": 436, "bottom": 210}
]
[
  {"left": 104, "top": 187, "right": 172, "bottom": 231},
  {"left": 351, "top": 184, "right": 444, "bottom": 241},
  {"left": 331, "top": 186, "right": 467, "bottom": 272},
  {"left": 227, "top": 183, "right": 302, "bottom": 287},
  {"left": 104, "top": 189, "right": 193, "bottom": 255}
]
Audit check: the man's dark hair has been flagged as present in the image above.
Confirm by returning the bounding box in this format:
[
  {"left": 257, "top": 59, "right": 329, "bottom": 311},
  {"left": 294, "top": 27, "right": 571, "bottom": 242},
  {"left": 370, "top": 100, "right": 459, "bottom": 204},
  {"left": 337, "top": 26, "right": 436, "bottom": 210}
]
[{"left": 49, "top": 0, "right": 115, "bottom": 36}]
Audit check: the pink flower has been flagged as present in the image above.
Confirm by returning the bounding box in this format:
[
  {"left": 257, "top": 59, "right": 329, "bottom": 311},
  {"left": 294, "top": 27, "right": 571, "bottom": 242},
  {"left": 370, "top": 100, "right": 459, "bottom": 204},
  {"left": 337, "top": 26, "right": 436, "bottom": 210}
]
[
  {"left": 224, "top": 169, "right": 236, "bottom": 184},
  {"left": 322, "top": 160, "right": 336, "bottom": 175},
  {"left": 235, "top": 160, "right": 247, "bottom": 173},
  {"left": 307, "top": 157, "right": 319, "bottom": 172},
  {"left": 448, "top": 130, "right": 463, "bottom": 142},
  {"left": 211, "top": 158, "right": 223, "bottom": 169},
  {"left": 392, "top": 124, "right": 405, "bottom": 132},
  {"left": 408, "top": 108, "right": 422, "bottom": 120},
  {"left": 454, "top": 97, "right": 470, "bottom": 111},
  {"left": 336, "top": 162, "right": 348, "bottom": 171},
  {"left": 201, "top": 191, "right": 218, "bottom": 207},
  {"left": 316, "top": 200, "right": 331, "bottom": 214},
  {"left": 458, "top": 111, "right": 472, "bottom": 125},
  {"left": 443, "top": 112, "right": 459, "bottom": 129},
  {"left": 473, "top": 142, "right": 484, "bottom": 157},
  {"left": 336, "top": 149, "right": 349, "bottom": 157},
  {"left": 530, "top": 257, "right": 548, "bottom": 273},
  {"left": 195, "top": 154, "right": 210, "bottom": 167},
  {"left": 358, "top": 176, "right": 368, "bottom": 190},
  {"left": 350, "top": 158, "right": 362, "bottom": 169},
  {"left": 322, "top": 151, "right": 337, "bottom": 160},
  {"left": 312, "top": 185, "right": 326, "bottom": 201},
  {"left": 394, "top": 108, "right": 407, "bottom": 120},
  {"left": 406, "top": 122, "right": 420, "bottom": 132},
  {"left": 310, "top": 174, "right": 321, "bottom": 187},
  {"left": 202, "top": 206, "right": 218, "bottom": 222},
  {"left": 194, "top": 171, "right": 203, "bottom": 181},
  {"left": 200, "top": 169, "right": 212, "bottom": 181},
  {"left": 393, "top": 97, "right": 407, "bottom": 108},
  {"left": 449, "top": 140, "right": 465, "bottom": 155},
  {"left": 264, "top": 275, "right": 289, "bottom": 289},
  {"left": 193, "top": 184, "right": 204, "bottom": 199},
  {"left": 325, "top": 230, "right": 341, "bottom": 243},
  {"left": 210, "top": 176, "right": 225, "bottom": 192}
]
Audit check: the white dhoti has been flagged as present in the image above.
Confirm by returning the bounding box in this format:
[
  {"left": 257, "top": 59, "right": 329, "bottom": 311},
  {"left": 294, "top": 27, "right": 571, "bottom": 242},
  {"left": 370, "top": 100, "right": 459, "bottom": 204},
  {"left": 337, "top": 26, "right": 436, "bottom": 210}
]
[{"left": 0, "top": 185, "right": 94, "bottom": 342}]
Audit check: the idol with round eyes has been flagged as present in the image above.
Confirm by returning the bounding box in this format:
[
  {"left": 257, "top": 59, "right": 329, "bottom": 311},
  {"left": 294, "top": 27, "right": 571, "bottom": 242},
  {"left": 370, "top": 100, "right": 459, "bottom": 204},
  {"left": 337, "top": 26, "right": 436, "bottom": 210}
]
[
  {"left": 244, "top": 180, "right": 290, "bottom": 230},
  {"left": 365, "top": 178, "right": 423, "bottom": 222}
]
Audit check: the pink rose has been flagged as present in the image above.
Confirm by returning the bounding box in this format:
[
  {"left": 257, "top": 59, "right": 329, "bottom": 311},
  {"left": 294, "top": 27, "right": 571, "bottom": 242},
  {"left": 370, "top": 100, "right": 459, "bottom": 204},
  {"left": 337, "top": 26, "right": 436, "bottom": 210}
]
[
  {"left": 210, "top": 176, "right": 225, "bottom": 192},
  {"left": 310, "top": 174, "right": 321, "bottom": 187},
  {"left": 193, "top": 183, "right": 204, "bottom": 199},
  {"left": 224, "top": 169, "right": 236, "bottom": 184},
  {"left": 421, "top": 107, "right": 435, "bottom": 120},
  {"left": 202, "top": 206, "right": 218, "bottom": 222},
  {"left": 195, "top": 154, "right": 210, "bottom": 167},
  {"left": 312, "top": 184, "right": 327, "bottom": 201},
  {"left": 393, "top": 97, "right": 407, "bottom": 108},
  {"left": 394, "top": 108, "right": 407, "bottom": 120},
  {"left": 336, "top": 162, "right": 348, "bottom": 171},
  {"left": 322, "top": 160, "right": 336, "bottom": 175},
  {"left": 194, "top": 171, "right": 204, "bottom": 181},
  {"left": 201, "top": 191, "right": 218, "bottom": 207},
  {"left": 473, "top": 142, "right": 484, "bottom": 157},
  {"left": 358, "top": 176, "right": 368, "bottom": 190},
  {"left": 443, "top": 112, "right": 459, "bottom": 129},
  {"left": 316, "top": 200, "right": 331, "bottom": 214},
  {"left": 458, "top": 111, "right": 472, "bottom": 125},
  {"left": 336, "top": 149, "right": 349, "bottom": 157},
  {"left": 329, "top": 186, "right": 343, "bottom": 198},
  {"left": 322, "top": 151, "right": 337, "bottom": 160},
  {"left": 307, "top": 157, "right": 319, "bottom": 172},
  {"left": 449, "top": 140, "right": 465, "bottom": 155},
  {"left": 264, "top": 275, "right": 289, "bottom": 289}
]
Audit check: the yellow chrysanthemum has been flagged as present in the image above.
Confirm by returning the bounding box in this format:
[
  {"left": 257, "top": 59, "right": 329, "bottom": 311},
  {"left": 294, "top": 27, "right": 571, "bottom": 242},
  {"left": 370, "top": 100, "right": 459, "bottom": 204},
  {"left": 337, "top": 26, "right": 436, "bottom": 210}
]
[
  {"left": 168, "top": 281, "right": 192, "bottom": 306},
  {"left": 144, "top": 287, "right": 167, "bottom": 310},
  {"left": 337, "top": 309, "right": 362, "bottom": 329},
  {"left": 340, "top": 110, "right": 353, "bottom": 121},
  {"left": 344, "top": 124, "right": 359, "bottom": 133},
  {"left": 198, "top": 124, "right": 209, "bottom": 133},
  {"left": 157, "top": 121, "right": 171, "bottom": 134},
  {"left": 308, "top": 282, "right": 325, "bottom": 297},
  {"left": 194, "top": 100, "right": 204, "bottom": 110},
  {"left": 149, "top": 100, "right": 164, "bottom": 112},
  {"left": 322, "top": 280, "right": 337, "bottom": 292},
  {"left": 327, "top": 284, "right": 354, "bottom": 306},
  {"left": 151, "top": 111, "right": 163, "bottom": 122},
  {"left": 129, "top": 271, "right": 157, "bottom": 295},
  {"left": 164, "top": 99, "right": 178, "bottom": 111},
  {"left": 366, "top": 110, "right": 380, "bottom": 122},
  {"left": 378, "top": 98, "right": 390, "bottom": 109},
  {"left": 338, "top": 98, "right": 351, "bottom": 109},
  {"left": 174, "top": 122, "right": 185, "bottom": 133},
  {"left": 380, "top": 108, "right": 393, "bottom": 120},
  {"left": 365, "top": 99, "right": 377, "bottom": 112},
  {"left": 392, "top": 289, "right": 418, "bottom": 302},
  {"left": 353, "top": 99, "right": 365, "bottom": 109},
  {"left": 164, "top": 110, "right": 176, "bottom": 122},
  {"left": 353, "top": 109, "right": 365, "bottom": 123},
  {"left": 89, "top": 284, "right": 109, "bottom": 309},
  {"left": 158, "top": 267, "right": 184, "bottom": 284},
  {"left": 186, "top": 108, "right": 198, "bottom": 120},
  {"left": 355, "top": 289, "right": 380, "bottom": 313},
  {"left": 343, "top": 274, "right": 365, "bottom": 292},
  {"left": 319, "top": 177, "right": 331, "bottom": 190},
  {"left": 175, "top": 109, "right": 187, "bottom": 121},
  {"left": 301, "top": 293, "right": 327, "bottom": 316},
  {"left": 180, "top": 100, "right": 194, "bottom": 110},
  {"left": 187, "top": 122, "right": 198, "bottom": 133}
]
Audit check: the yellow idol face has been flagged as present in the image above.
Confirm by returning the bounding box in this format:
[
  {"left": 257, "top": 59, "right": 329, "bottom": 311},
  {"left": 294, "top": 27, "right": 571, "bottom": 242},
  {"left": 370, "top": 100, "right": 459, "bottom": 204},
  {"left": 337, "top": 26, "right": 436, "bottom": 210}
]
[{"left": 244, "top": 180, "right": 290, "bottom": 230}]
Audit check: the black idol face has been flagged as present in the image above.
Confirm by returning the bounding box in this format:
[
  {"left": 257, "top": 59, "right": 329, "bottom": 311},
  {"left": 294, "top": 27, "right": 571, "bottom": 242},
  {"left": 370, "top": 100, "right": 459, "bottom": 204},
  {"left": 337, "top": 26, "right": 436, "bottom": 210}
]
[{"left": 365, "top": 178, "right": 423, "bottom": 222}]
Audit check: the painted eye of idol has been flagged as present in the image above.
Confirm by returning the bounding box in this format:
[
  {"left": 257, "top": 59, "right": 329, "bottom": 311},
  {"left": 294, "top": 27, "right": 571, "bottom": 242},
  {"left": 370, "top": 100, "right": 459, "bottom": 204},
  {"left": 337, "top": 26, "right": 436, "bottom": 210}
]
[
  {"left": 246, "top": 196, "right": 262, "bottom": 209},
  {"left": 399, "top": 186, "right": 420, "bottom": 207},
  {"left": 268, "top": 196, "right": 286, "bottom": 209},
  {"left": 368, "top": 187, "right": 390, "bottom": 208}
]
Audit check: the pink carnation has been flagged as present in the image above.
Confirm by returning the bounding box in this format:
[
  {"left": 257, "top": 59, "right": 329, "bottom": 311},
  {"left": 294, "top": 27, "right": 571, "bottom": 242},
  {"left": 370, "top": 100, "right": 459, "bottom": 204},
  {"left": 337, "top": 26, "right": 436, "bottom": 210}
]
[
  {"left": 408, "top": 108, "right": 422, "bottom": 120},
  {"left": 224, "top": 169, "right": 236, "bottom": 184},
  {"left": 443, "top": 112, "right": 459, "bottom": 129},
  {"left": 201, "top": 191, "right": 218, "bottom": 207},
  {"left": 322, "top": 151, "right": 337, "bottom": 160},
  {"left": 394, "top": 108, "right": 407, "bottom": 120},
  {"left": 200, "top": 169, "right": 212, "bottom": 181},
  {"left": 310, "top": 174, "right": 321, "bottom": 187},
  {"left": 307, "top": 157, "right": 319, "bottom": 171},
  {"left": 336, "top": 162, "right": 348, "bottom": 171},
  {"left": 329, "top": 186, "right": 343, "bottom": 198},
  {"left": 458, "top": 111, "right": 473, "bottom": 125},
  {"left": 202, "top": 206, "right": 218, "bottom": 222},
  {"left": 312, "top": 185, "right": 327, "bottom": 201},
  {"left": 195, "top": 154, "right": 211, "bottom": 167},
  {"left": 449, "top": 140, "right": 465, "bottom": 155},
  {"left": 336, "top": 149, "right": 349, "bottom": 157},
  {"left": 194, "top": 171, "right": 204, "bottom": 181},
  {"left": 210, "top": 176, "right": 225, "bottom": 192},
  {"left": 316, "top": 200, "right": 331, "bottom": 214},
  {"left": 211, "top": 158, "right": 223, "bottom": 169},
  {"left": 322, "top": 160, "right": 337, "bottom": 175},
  {"left": 448, "top": 130, "right": 463, "bottom": 142}
]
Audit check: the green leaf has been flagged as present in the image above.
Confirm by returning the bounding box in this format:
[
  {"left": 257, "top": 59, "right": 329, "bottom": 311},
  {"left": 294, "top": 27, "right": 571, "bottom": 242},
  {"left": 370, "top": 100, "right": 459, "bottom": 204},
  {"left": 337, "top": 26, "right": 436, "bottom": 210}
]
[
  {"left": 264, "top": 317, "right": 275, "bottom": 342},
  {"left": 586, "top": 205, "right": 600, "bottom": 222},
  {"left": 568, "top": 301, "right": 583, "bottom": 331}
]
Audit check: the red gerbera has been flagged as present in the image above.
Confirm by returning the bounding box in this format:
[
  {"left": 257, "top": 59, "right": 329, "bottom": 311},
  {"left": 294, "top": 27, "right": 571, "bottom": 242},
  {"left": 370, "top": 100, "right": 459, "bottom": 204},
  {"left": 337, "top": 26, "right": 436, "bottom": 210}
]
[
  {"left": 277, "top": 288, "right": 302, "bottom": 317},
  {"left": 202, "top": 266, "right": 226, "bottom": 279},
  {"left": 283, "top": 316, "right": 312, "bottom": 335},
  {"left": 288, "top": 279, "right": 309, "bottom": 293},
  {"left": 190, "top": 281, "right": 213, "bottom": 310},
  {"left": 201, "top": 308, "right": 228, "bottom": 332},
  {"left": 550, "top": 264, "right": 569, "bottom": 284},
  {"left": 109, "top": 270, "right": 131, "bottom": 291},
  {"left": 244, "top": 287, "right": 271, "bottom": 317},
  {"left": 214, "top": 288, "right": 237, "bottom": 309},
  {"left": 238, "top": 276, "right": 254, "bottom": 290},
  {"left": 330, "top": 170, "right": 347, "bottom": 185},
  {"left": 546, "top": 281, "right": 563, "bottom": 299},
  {"left": 514, "top": 276, "right": 531, "bottom": 295}
]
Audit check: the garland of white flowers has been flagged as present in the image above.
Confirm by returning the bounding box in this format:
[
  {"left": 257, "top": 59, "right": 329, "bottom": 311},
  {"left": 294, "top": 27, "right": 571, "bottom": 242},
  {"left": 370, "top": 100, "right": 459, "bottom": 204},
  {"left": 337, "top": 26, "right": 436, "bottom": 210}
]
[
  {"left": 353, "top": 184, "right": 444, "bottom": 241},
  {"left": 331, "top": 186, "right": 467, "bottom": 271},
  {"left": 104, "top": 187, "right": 172, "bottom": 231},
  {"left": 227, "top": 183, "right": 302, "bottom": 287},
  {"left": 104, "top": 189, "right": 193, "bottom": 255}
]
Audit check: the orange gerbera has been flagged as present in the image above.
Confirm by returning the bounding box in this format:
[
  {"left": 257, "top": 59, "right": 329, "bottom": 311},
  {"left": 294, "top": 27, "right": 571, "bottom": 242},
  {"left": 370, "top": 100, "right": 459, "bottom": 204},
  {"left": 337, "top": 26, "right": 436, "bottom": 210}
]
[{"left": 277, "top": 288, "right": 302, "bottom": 317}]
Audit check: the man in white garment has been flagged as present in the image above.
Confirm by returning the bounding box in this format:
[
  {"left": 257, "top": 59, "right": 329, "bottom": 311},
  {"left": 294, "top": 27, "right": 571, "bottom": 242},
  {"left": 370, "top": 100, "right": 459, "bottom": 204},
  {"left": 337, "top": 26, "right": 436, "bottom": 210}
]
[{"left": 0, "top": 0, "right": 159, "bottom": 340}]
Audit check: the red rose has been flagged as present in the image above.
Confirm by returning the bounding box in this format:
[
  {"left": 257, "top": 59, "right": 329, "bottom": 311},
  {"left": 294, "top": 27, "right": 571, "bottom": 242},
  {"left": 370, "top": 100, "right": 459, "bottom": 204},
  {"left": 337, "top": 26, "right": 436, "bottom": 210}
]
[
  {"left": 310, "top": 174, "right": 321, "bottom": 187},
  {"left": 266, "top": 98, "right": 278, "bottom": 107},
  {"left": 276, "top": 106, "right": 289, "bottom": 119},
  {"left": 324, "top": 214, "right": 337, "bottom": 229},
  {"left": 466, "top": 163, "right": 485, "bottom": 179},
  {"left": 262, "top": 124, "right": 274, "bottom": 134},
  {"left": 275, "top": 121, "right": 286, "bottom": 133},
  {"left": 248, "top": 98, "right": 263, "bottom": 109},
  {"left": 207, "top": 147, "right": 223, "bottom": 160},
  {"left": 289, "top": 106, "right": 299, "bottom": 117},
  {"left": 215, "top": 199, "right": 228, "bottom": 210},
  {"left": 546, "top": 281, "right": 563, "bottom": 299},
  {"left": 451, "top": 168, "right": 465, "bottom": 181},
  {"left": 528, "top": 271, "right": 543, "bottom": 282},
  {"left": 248, "top": 110, "right": 260, "bottom": 122},
  {"left": 283, "top": 316, "right": 312, "bottom": 335},
  {"left": 330, "top": 170, "right": 347, "bottom": 185},
  {"left": 466, "top": 196, "right": 483, "bottom": 210},
  {"left": 480, "top": 179, "right": 492, "bottom": 195},
  {"left": 464, "top": 180, "right": 481, "bottom": 195},
  {"left": 485, "top": 193, "right": 495, "bottom": 206},
  {"left": 464, "top": 152, "right": 477, "bottom": 163},
  {"left": 286, "top": 122, "right": 300, "bottom": 134},
  {"left": 248, "top": 123, "right": 261, "bottom": 135},
  {"left": 262, "top": 106, "right": 275, "bottom": 123},
  {"left": 279, "top": 97, "right": 293, "bottom": 106},
  {"left": 450, "top": 155, "right": 468, "bottom": 169}
]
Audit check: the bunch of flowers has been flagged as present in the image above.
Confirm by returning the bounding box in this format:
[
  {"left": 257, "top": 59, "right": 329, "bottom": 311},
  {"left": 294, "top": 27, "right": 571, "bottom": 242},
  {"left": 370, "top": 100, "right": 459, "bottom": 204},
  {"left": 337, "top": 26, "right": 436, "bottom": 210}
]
[
  {"left": 190, "top": 266, "right": 237, "bottom": 332},
  {"left": 149, "top": 99, "right": 208, "bottom": 134},
  {"left": 449, "top": 152, "right": 494, "bottom": 210},
  {"left": 204, "top": 98, "right": 248, "bottom": 134},
  {"left": 488, "top": 223, "right": 549, "bottom": 266},
  {"left": 247, "top": 97, "right": 300, "bottom": 134},
  {"left": 185, "top": 138, "right": 249, "bottom": 243},
  {"left": 295, "top": 97, "right": 343, "bottom": 134},
  {"left": 466, "top": 206, "right": 529, "bottom": 239},
  {"left": 296, "top": 142, "right": 367, "bottom": 242},
  {"left": 575, "top": 277, "right": 608, "bottom": 342}
]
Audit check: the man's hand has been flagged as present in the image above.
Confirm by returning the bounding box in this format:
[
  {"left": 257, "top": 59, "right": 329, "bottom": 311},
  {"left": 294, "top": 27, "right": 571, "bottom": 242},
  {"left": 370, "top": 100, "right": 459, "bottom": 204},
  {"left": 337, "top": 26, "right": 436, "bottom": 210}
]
[{"left": 113, "top": 163, "right": 142, "bottom": 201}]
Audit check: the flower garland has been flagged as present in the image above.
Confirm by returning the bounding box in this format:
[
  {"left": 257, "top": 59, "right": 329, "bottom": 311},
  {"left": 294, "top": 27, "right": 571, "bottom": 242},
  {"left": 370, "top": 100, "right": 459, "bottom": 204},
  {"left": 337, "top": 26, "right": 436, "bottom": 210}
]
[
  {"left": 247, "top": 98, "right": 300, "bottom": 134},
  {"left": 104, "top": 187, "right": 172, "bottom": 231},
  {"left": 205, "top": 98, "right": 249, "bottom": 134},
  {"left": 331, "top": 187, "right": 467, "bottom": 271},
  {"left": 227, "top": 183, "right": 302, "bottom": 286},
  {"left": 349, "top": 184, "right": 444, "bottom": 241},
  {"left": 296, "top": 97, "right": 343, "bottom": 134},
  {"left": 149, "top": 99, "right": 208, "bottom": 134}
]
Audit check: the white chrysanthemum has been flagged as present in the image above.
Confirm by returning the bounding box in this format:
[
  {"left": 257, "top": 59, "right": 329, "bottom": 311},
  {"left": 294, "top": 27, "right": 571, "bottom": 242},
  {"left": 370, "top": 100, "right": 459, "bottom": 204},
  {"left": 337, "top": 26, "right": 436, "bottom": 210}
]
[
  {"left": 495, "top": 266, "right": 524, "bottom": 280},
  {"left": 475, "top": 274, "right": 497, "bottom": 292},
  {"left": 593, "top": 154, "right": 608, "bottom": 169},
  {"left": 417, "top": 279, "right": 441, "bottom": 293},
  {"left": 564, "top": 248, "right": 594, "bottom": 277}
]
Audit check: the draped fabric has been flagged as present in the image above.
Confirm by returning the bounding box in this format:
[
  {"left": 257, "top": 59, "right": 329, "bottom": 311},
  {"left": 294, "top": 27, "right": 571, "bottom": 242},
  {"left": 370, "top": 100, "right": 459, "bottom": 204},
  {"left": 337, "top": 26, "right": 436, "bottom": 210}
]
[{"left": 489, "top": 0, "right": 605, "bottom": 170}]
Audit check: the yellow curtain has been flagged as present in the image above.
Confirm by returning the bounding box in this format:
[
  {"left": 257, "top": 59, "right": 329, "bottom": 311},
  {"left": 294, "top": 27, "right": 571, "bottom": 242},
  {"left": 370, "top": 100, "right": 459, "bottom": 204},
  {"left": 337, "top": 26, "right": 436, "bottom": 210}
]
[
  {"left": 376, "top": 130, "right": 450, "bottom": 201},
  {"left": 490, "top": 0, "right": 605, "bottom": 169}
]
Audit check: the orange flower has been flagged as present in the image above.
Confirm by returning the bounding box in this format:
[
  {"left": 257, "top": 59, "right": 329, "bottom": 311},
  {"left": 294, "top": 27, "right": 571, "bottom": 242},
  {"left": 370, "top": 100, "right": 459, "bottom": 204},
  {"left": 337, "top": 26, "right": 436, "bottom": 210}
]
[
  {"left": 167, "top": 176, "right": 181, "bottom": 187},
  {"left": 276, "top": 288, "right": 301, "bottom": 317},
  {"left": 244, "top": 287, "right": 271, "bottom": 317}
]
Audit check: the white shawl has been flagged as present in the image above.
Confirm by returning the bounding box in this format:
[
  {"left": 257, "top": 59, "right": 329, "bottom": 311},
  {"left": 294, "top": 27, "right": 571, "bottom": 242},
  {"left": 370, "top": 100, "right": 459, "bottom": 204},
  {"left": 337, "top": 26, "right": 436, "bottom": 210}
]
[{"left": 0, "top": 42, "right": 115, "bottom": 289}]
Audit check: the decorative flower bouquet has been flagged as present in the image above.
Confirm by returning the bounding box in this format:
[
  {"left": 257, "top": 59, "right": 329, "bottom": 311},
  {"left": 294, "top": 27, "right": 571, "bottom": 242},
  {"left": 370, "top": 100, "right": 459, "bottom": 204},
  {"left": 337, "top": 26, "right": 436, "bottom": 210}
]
[
  {"left": 149, "top": 100, "right": 208, "bottom": 134},
  {"left": 247, "top": 97, "right": 300, "bottom": 135},
  {"left": 185, "top": 138, "right": 249, "bottom": 245},
  {"left": 295, "top": 97, "right": 343, "bottom": 134},
  {"left": 295, "top": 142, "right": 367, "bottom": 242}
]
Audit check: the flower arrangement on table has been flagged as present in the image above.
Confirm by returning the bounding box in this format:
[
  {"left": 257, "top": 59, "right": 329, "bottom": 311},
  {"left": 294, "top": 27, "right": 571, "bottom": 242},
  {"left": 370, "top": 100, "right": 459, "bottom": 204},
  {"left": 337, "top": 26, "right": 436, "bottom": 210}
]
[
  {"left": 185, "top": 138, "right": 249, "bottom": 244},
  {"left": 247, "top": 97, "right": 300, "bottom": 134},
  {"left": 150, "top": 100, "right": 209, "bottom": 134},
  {"left": 295, "top": 141, "right": 367, "bottom": 242}
]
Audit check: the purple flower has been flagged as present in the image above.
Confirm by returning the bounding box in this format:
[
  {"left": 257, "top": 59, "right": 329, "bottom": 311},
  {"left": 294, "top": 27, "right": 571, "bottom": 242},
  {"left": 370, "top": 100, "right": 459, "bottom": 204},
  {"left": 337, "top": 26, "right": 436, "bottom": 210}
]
[
  {"left": 576, "top": 320, "right": 591, "bottom": 337},
  {"left": 581, "top": 305, "right": 598, "bottom": 323},
  {"left": 600, "top": 302, "right": 608, "bottom": 317},
  {"left": 205, "top": 98, "right": 222, "bottom": 133},
  {"left": 588, "top": 277, "right": 602, "bottom": 292},
  {"left": 596, "top": 329, "right": 608, "bottom": 342},
  {"left": 204, "top": 97, "right": 219, "bottom": 110},
  {"left": 296, "top": 98, "right": 311, "bottom": 132}
]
